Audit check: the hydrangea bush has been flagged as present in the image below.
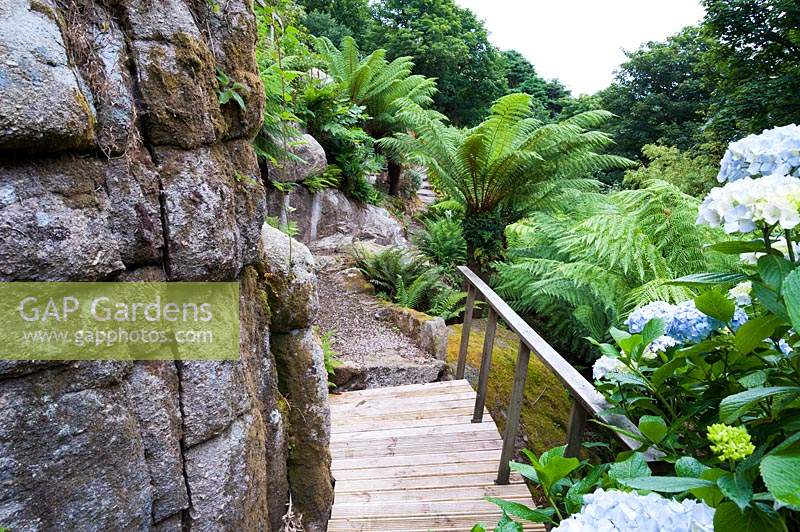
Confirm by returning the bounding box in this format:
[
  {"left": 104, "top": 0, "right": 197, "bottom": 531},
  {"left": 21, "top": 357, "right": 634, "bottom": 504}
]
[
  {"left": 552, "top": 490, "right": 714, "bottom": 532},
  {"left": 717, "top": 124, "right": 800, "bottom": 183},
  {"left": 479, "top": 126, "right": 800, "bottom": 532}
]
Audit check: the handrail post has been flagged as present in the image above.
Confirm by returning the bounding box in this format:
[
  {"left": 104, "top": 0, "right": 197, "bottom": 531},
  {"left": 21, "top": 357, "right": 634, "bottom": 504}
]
[
  {"left": 472, "top": 307, "right": 497, "bottom": 423},
  {"left": 496, "top": 341, "right": 531, "bottom": 485},
  {"left": 564, "top": 399, "right": 587, "bottom": 458},
  {"left": 456, "top": 284, "right": 476, "bottom": 379}
]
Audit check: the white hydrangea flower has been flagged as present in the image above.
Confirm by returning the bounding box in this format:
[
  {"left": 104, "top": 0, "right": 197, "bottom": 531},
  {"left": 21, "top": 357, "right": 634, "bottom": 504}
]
[
  {"left": 552, "top": 489, "right": 714, "bottom": 532},
  {"left": 697, "top": 174, "right": 800, "bottom": 234},
  {"left": 740, "top": 236, "right": 800, "bottom": 265},
  {"left": 727, "top": 281, "right": 752, "bottom": 306},
  {"left": 592, "top": 355, "right": 626, "bottom": 380},
  {"left": 642, "top": 335, "right": 680, "bottom": 360},
  {"left": 718, "top": 124, "right": 800, "bottom": 183}
]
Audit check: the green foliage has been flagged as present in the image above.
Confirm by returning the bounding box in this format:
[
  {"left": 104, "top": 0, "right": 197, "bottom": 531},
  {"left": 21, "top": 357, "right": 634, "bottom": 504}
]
[
  {"left": 303, "top": 165, "right": 342, "bottom": 192},
  {"left": 298, "top": 0, "right": 372, "bottom": 43},
  {"left": 494, "top": 180, "right": 725, "bottom": 363},
  {"left": 216, "top": 68, "right": 248, "bottom": 111},
  {"left": 598, "top": 26, "right": 713, "bottom": 164},
  {"left": 366, "top": 0, "right": 507, "bottom": 126},
  {"left": 701, "top": 0, "right": 800, "bottom": 143},
  {"left": 624, "top": 144, "right": 719, "bottom": 198},
  {"left": 316, "top": 327, "right": 342, "bottom": 388},
  {"left": 381, "top": 93, "right": 632, "bottom": 271},
  {"left": 499, "top": 50, "right": 569, "bottom": 121},
  {"left": 413, "top": 214, "right": 466, "bottom": 281},
  {"left": 352, "top": 246, "right": 464, "bottom": 318},
  {"left": 265, "top": 215, "right": 299, "bottom": 238},
  {"left": 313, "top": 36, "right": 438, "bottom": 140}
]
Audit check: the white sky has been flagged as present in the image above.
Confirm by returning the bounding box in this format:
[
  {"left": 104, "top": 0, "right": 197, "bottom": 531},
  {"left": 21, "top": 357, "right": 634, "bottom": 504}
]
[{"left": 454, "top": 0, "right": 706, "bottom": 95}]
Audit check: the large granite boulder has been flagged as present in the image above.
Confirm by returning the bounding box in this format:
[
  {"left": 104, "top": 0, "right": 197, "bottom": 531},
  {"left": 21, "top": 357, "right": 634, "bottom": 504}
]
[
  {"left": 267, "top": 133, "right": 327, "bottom": 183},
  {"left": 271, "top": 329, "right": 334, "bottom": 532},
  {"left": 267, "top": 187, "right": 407, "bottom": 251},
  {"left": 0, "top": 0, "right": 96, "bottom": 153},
  {"left": 260, "top": 223, "right": 319, "bottom": 332}
]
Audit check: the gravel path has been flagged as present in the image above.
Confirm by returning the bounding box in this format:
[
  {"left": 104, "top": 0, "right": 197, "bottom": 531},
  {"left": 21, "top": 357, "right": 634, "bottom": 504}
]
[{"left": 315, "top": 260, "right": 429, "bottom": 363}]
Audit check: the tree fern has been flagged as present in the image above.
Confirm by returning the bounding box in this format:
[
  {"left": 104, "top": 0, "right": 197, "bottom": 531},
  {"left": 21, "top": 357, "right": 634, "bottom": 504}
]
[
  {"left": 494, "top": 179, "right": 740, "bottom": 363},
  {"left": 315, "top": 36, "right": 439, "bottom": 194},
  {"left": 380, "top": 93, "right": 633, "bottom": 270}
]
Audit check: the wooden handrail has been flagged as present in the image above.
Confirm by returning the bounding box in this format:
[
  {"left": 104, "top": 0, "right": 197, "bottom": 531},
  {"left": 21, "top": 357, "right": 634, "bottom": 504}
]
[{"left": 456, "top": 266, "right": 659, "bottom": 484}]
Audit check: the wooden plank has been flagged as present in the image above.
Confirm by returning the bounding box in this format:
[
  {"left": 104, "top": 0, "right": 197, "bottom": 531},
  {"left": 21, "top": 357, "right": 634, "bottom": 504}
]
[
  {"left": 332, "top": 449, "right": 501, "bottom": 471},
  {"left": 328, "top": 514, "right": 544, "bottom": 532},
  {"left": 331, "top": 405, "right": 485, "bottom": 424},
  {"left": 332, "top": 413, "right": 478, "bottom": 433},
  {"left": 565, "top": 399, "right": 588, "bottom": 458},
  {"left": 331, "top": 496, "right": 534, "bottom": 518},
  {"left": 333, "top": 483, "right": 531, "bottom": 504},
  {"left": 334, "top": 438, "right": 503, "bottom": 459},
  {"left": 330, "top": 380, "right": 473, "bottom": 403},
  {"left": 329, "top": 377, "right": 547, "bottom": 531},
  {"left": 456, "top": 265, "right": 660, "bottom": 459},
  {"left": 330, "top": 380, "right": 471, "bottom": 401},
  {"left": 332, "top": 391, "right": 479, "bottom": 412},
  {"left": 333, "top": 460, "right": 501, "bottom": 481},
  {"left": 330, "top": 429, "right": 504, "bottom": 451},
  {"left": 334, "top": 472, "right": 524, "bottom": 493},
  {"left": 331, "top": 420, "right": 499, "bottom": 443}
]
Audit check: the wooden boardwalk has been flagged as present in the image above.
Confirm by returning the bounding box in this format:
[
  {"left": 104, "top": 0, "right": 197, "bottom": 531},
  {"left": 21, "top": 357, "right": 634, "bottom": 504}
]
[{"left": 328, "top": 380, "right": 545, "bottom": 531}]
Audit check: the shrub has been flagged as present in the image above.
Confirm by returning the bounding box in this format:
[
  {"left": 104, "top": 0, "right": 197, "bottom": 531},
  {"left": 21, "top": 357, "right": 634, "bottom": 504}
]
[{"left": 413, "top": 214, "right": 467, "bottom": 282}]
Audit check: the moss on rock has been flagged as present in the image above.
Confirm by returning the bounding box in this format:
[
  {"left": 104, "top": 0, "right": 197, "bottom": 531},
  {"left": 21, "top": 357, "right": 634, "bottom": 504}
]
[{"left": 447, "top": 320, "right": 571, "bottom": 456}]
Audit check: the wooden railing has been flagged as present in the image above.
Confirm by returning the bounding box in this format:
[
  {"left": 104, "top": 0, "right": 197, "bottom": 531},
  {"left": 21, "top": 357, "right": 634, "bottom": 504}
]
[{"left": 456, "top": 266, "right": 657, "bottom": 485}]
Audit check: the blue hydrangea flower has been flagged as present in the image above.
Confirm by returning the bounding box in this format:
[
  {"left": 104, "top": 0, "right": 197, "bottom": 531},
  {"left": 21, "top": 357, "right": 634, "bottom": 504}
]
[
  {"left": 778, "top": 338, "right": 793, "bottom": 355},
  {"left": 731, "top": 307, "right": 748, "bottom": 331},
  {"left": 665, "top": 301, "right": 723, "bottom": 343},
  {"left": 625, "top": 301, "right": 674, "bottom": 334},
  {"left": 718, "top": 124, "right": 800, "bottom": 183}
]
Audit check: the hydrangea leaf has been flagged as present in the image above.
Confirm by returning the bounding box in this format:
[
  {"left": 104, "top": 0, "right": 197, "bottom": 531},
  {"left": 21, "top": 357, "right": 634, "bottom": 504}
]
[
  {"left": 509, "top": 460, "right": 538, "bottom": 484},
  {"left": 734, "top": 315, "right": 786, "bottom": 355},
  {"left": 758, "top": 255, "right": 793, "bottom": 293},
  {"left": 760, "top": 449, "right": 800, "bottom": 511},
  {"left": 471, "top": 524, "right": 488, "bottom": 532},
  {"left": 495, "top": 511, "right": 524, "bottom": 532},
  {"left": 608, "top": 452, "right": 651, "bottom": 482},
  {"left": 690, "top": 468, "right": 726, "bottom": 507},
  {"left": 485, "top": 498, "right": 555, "bottom": 524},
  {"left": 752, "top": 281, "right": 789, "bottom": 320},
  {"left": 695, "top": 290, "right": 735, "bottom": 323},
  {"left": 619, "top": 476, "right": 715, "bottom": 493},
  {"left": 535, "top": 456, "right": 580, "bottom": 493},
  {"left": 719, "top": 387, "right": 800, "bottom": 423},
  {"left": 781, "top": 269, "right": 800, "bottom": 332},
  {"left": 706, "top": 240, "right": 768, "bottom": 255},
  {"left": 638, "top": 415, "right": 668, "bottom": 444},
  {"left": 675, "top": 456, "right": 709, "bottom": 478},
  {"left": 640, "top": 318, "right": 666, "bottom": 346},
  {"left": 713, "top": 501, "right": 788, "bottom": 532},
  {"left": 717, "top": 471, "right": 754, "bottom": 510},
  {"left": 670, "top": 272, "right": 748, "bottom": 286}
]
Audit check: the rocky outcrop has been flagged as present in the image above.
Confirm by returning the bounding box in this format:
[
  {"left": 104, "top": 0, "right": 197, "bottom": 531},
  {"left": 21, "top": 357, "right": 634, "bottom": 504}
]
[
  {"left": 267, "top": 186, "right": 407, "bottom": 252},
  {"left": 0, "top": 1, "right": 331, "bottom": 531},
  {"left": 376, "top": 304, "right": 448, "bottom": 361},
  {"left": 267, "top": 133, "right": 328, "bottom": 183},
  {"left": 261, "top": 224, "right": 333, "bottom": 532}
]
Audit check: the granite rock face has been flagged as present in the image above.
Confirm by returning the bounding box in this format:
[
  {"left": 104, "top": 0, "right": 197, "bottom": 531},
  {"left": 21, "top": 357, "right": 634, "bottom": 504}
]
[
  {"left": 267, "top": 133, "right": 328, "bottom": 183},
  {"left": 267, "top": 186, "right": 407, "bottom": 252},
  {"left": 0, "top": 1, "right": 332, "bottom": 530}
]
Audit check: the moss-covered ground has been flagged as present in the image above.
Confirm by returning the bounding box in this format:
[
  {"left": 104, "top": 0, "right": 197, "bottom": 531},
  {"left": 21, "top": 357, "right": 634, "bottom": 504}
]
[{"left": 447, "top": 319, "right": 571, "bottom": 456}]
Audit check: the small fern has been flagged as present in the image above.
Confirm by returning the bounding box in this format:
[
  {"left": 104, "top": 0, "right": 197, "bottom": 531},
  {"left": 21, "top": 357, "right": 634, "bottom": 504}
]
[{"left": 429, "top": 288, "right": 469, "bottom": 320}]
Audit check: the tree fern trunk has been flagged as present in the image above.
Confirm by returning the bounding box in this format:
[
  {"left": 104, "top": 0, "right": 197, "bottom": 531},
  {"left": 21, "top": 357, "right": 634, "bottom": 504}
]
[{"left": 388, "top": 160, "right": 402, "bottom": 196}]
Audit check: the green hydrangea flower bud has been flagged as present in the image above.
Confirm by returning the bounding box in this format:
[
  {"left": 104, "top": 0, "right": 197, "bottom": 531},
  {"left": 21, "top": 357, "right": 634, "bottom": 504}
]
[{"left": 707, "top": 423, "right": 755, "bottom": 461}]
